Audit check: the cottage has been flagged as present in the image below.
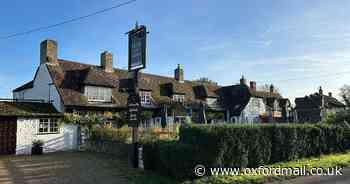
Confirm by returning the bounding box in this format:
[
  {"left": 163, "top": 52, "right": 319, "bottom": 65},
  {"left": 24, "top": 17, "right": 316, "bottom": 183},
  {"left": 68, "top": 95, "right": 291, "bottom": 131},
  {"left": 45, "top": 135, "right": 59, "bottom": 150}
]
[
  {"left": 233, "top": 76, "right": 292, "bottom": 123},
  {"left": 295, "top": 87, "right": 346, "bottom": 122},
  {"left": 0, "top": 100, "right": 78, "bottom": 155},
  {"left": 13, "top": 39, "right": 290, "bottom": 125}
]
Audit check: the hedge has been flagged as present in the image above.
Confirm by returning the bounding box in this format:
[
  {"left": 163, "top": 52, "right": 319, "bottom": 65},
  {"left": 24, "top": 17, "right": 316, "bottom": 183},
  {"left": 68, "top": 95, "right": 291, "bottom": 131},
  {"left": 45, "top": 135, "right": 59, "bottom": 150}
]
[
  {"left": 180, "top": 124, "right": 348, "bottom": 167},
  {"left": 143, "top": 141, "right": 199, "bottom": 179},
  {"left": 143, "top": 124, "right": 350, "bottom": 180}
]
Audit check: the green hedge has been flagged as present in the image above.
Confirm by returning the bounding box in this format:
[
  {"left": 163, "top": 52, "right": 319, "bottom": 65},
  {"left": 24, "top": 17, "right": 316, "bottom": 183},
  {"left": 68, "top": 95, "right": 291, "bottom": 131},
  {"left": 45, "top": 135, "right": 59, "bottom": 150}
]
[
  {"left": 143, "top": 141, "right": 199, "bottom": 179},
  {"left": 180, "top": 124, "right": 347, "bottom": 168},
  {"left": 142, "top": 124, "right": 349, "bottom": 180},
  {"left": 344, "top": 128, "right": 350, "bottom": 149}
]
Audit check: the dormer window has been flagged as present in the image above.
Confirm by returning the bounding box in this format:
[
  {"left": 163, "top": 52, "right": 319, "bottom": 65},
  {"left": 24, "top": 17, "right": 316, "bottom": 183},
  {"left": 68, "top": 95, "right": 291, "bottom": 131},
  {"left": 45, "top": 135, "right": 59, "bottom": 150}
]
[
  {"left": 140, "top": 91, "right": 152, "bottom": 105},
  {"left": 85, "top": 86, "right": 112, "bottom": 102},
  {"left": 173, "top": 94, "right": 185, "bottom": 103}
]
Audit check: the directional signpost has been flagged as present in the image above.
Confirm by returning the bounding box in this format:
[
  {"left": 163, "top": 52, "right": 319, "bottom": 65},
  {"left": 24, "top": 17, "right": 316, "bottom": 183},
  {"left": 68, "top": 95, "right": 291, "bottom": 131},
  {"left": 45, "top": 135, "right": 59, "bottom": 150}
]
[{"left": 127, "top": 23, "right": 147, "bottom": 168}]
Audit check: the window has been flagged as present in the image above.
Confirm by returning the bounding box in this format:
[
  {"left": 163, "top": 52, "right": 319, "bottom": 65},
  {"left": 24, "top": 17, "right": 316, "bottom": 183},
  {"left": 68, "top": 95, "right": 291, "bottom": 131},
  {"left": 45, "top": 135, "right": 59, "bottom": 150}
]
[
  {"left": 173, "top": 94, "right": 185, "bottom": 103},
  {"left": 85, "top": 86, "right": 112, "bottom": 102},
  {"left": 206, "top": 98, "right": 217, "bottom": 105},
  {"left": 39, "top": 119, "right": 59, "bottom": 134},
  {"left": 140, "top": 91, "right": 152, "bottom": 105},
  {"left": 16, "top": 91, "right": 25, "bottom": 99}
]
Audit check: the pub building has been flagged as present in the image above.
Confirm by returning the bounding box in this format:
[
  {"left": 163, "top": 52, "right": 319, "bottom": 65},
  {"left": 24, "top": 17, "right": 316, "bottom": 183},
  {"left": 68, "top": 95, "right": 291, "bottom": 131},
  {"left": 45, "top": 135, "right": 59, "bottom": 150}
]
[{"left": 13, "top": 39, "right": 292, "bottom": 126}]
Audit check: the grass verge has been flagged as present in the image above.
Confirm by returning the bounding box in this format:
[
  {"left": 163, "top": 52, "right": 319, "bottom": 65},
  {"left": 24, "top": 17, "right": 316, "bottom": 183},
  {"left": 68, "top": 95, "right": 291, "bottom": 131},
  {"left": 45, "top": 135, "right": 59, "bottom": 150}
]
[
  {"left": 130, "top": 151, "right": 350, "bottom": 184},
  {"left": 189, "top": 151, "right": 350, "bottom": 184}
]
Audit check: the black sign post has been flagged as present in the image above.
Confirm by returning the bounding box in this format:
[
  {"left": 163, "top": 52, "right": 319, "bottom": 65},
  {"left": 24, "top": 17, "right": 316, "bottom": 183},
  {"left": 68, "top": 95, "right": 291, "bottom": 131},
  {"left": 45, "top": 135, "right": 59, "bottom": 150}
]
[
  {"left": 127, "top": 23, "right": 147, "bottom": 168},
  {"left": 128, "top": 23, "right": 147, "bottom": 71}
]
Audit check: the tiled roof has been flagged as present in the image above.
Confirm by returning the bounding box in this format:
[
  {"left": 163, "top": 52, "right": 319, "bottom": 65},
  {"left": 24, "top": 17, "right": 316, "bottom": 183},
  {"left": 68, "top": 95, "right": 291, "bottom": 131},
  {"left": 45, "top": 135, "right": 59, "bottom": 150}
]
[
  {"left": 13, "top": 81, "right": 34, "bottom": 92},
  {"left": 0, "top": 101, "right": 61, "bottom": 117},
  {"left": 193, "top": 84, "right": 219, "bottom": 98},
  {"left": 81, "top": 67, "right": 119, "bottom": 88},
  {"left": 218, "top": 84, "right": 251, "bottom": 116},
  {"left": 249, "top": 89, "right": 282, "bottom": 99},
  {"left": 295, "top": 93, "right": 345, "bottom": 109},
  {"left": 323, "top": 95, "right": 346, "bottom": 108},
  {"left": 46, "top": 59, "right": 220, "bottom": 108}
]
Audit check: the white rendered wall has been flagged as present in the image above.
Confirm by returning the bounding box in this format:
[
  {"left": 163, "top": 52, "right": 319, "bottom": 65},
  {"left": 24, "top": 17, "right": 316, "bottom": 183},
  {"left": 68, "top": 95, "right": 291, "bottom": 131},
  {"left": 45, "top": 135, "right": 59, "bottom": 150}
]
[
  {"left": 236, "top": 97, "right": 266, "bottom": 124},
  {"left": 13, "top": 64, "right": 64, "bottom": 112},
  {"left": 13, "top": 89, "right": 28, "bottom": 99},
  {"left": 16, "top": 118, "right": 78, "bottom": 155}
]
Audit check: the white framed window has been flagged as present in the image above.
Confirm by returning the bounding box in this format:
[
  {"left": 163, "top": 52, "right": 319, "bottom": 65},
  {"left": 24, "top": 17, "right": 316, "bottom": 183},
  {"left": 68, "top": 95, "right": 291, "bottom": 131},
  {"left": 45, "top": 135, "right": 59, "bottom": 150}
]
[
  {"left": 140, "top": 91, "right": 152, "bottom": 105},
  {"left": 173, "top": 94, "right": 185, "bottom": 103},
  {"left": 85, "top": 86, "right": 112, "bottom": 102},
  {"left": 206, "top": 98, "right": 217, "bottom": 105},
  {"left": 39, "top": 119, "right": 59, "bottom": 134}
]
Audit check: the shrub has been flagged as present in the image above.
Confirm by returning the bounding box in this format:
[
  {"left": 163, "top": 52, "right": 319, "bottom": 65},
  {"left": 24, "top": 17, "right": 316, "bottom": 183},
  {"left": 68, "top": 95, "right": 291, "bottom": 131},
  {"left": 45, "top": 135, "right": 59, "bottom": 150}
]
[
  {"left": 142, "top": 141, "right": 162, "bottom": 171},
  {"left": 158, "top": 142, "right": 198, "bottom": 179},
  {"left": 180, "top": 124, "right": 275, "bottom": 168},
  {"left": 142, "top": 140, "right": 198, "bottom": 179},
  {"left": 143, "top": 124, "right": 349, "bottom": 180},
  {"left": 139, "top": 127, "right": 161, "bottom": 143},
  {"left": 345, "top": 128, "right": 350, "bottom": 149},
  {"left": 247, "top": 126, "right": 272, "bottom": 167},
  {"left": 322, "top": 110, "right": 350, "bottom": 128},
  {"left": 90, "top": 126, "right": 131, "bottom": 143}
]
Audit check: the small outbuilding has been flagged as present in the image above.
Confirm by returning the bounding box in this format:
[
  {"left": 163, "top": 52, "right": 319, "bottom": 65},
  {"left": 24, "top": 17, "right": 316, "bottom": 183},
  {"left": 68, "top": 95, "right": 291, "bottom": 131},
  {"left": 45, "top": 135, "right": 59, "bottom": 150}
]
[{"left": 0, "top": 100, "right": 78, "bottom": 155}]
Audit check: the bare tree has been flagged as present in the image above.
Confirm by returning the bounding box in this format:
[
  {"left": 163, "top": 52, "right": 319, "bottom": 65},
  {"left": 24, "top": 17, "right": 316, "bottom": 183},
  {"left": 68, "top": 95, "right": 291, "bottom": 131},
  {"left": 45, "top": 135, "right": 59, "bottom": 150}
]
[{"left": 339, "top": 85, "right": 350, "bottom": 107}]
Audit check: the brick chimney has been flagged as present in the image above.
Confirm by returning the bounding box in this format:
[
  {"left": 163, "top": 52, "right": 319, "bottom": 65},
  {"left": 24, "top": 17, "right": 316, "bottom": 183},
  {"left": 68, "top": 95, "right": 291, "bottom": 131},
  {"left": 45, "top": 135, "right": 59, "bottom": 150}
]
[
  {"left": 319, "top": 86, "right": 323, "bottom": 95},
  {"left": 270, "top": 84, "right": 274, "bottom": 93},
  {"left": 101, "top": 51, "right": 114, "bottom": 73},
  {"left": 40, "top": 39, "right": 58, "bottom": 65},
  {"left": 240, "top": 75, "right": 247, "bottom": 85},
  {"left": 250, "top": 81, "right": 256, "bottom": 91},
  {"left": 175, "top": 64, "right": 184, "bottom": 83}
]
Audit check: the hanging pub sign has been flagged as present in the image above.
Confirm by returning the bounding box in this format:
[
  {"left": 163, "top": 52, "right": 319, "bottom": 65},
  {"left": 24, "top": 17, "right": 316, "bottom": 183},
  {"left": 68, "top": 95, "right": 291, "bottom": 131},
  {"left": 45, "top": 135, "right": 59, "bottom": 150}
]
[{"left": 128, "top": 24, "right": 147, "bottom": 71}]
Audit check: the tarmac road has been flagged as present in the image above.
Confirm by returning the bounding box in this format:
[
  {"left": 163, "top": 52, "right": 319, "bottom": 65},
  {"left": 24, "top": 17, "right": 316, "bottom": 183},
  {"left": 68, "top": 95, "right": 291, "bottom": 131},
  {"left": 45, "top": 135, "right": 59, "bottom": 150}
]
[{"left": 269, "top": 168, "right": 350, "bottom": 184}]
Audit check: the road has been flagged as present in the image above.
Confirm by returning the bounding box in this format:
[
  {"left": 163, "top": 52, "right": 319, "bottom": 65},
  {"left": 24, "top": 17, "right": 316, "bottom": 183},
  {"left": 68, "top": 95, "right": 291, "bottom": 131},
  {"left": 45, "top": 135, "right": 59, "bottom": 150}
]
[
  {"left": 0, "top": 152, "right": 140, "bottom": 184},
  {"left": 269, "top": 169, "right": 350, "bottom": 184}
]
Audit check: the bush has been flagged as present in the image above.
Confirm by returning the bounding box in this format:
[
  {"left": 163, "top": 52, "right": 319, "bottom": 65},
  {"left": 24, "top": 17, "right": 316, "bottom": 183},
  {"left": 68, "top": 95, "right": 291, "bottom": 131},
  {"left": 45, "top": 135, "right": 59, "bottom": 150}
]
[
  {"left": 180, "top": 124, "right": 348, "bottom": 169},
  {"left": 142, "top": 141, "right": 160, "bottom": 171},
  {"left": 142, "top": 124, "right": 349, "bottom": 180},
  {"left": 158, "top": 142, "right": 198, "bottom": 179},
  {"left": 90, "top": 126, "right": 131, "bottom": 143},
  {"left": 322, "top": 110, "right": 350, "bottom": 128},
  {"left": 345, "top": 128, "right": 350, "bottom": 150},
  {"left": 142, "top": 140, "right": 198, "bottom": 180},
  {"left": 180, "top": 124, "right": 275, "bottom": 168}
]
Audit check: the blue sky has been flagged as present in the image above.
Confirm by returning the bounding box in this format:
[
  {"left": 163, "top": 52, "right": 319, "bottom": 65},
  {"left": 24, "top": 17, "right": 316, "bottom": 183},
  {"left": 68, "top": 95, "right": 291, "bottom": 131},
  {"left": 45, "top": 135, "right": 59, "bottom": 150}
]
[{"left": 0, "top": 0, "right": 350, "bottom": 101}]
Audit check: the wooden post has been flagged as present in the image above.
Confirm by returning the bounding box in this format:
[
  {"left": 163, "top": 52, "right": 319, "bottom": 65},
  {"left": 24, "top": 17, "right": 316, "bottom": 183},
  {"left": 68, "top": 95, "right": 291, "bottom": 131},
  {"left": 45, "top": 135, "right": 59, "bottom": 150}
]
[
  {"left": 127, "top": 23, "right": 148, "bottom": 168},
  {"left": 131, "top": 70, "right": 140, "bottom": 168}
]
